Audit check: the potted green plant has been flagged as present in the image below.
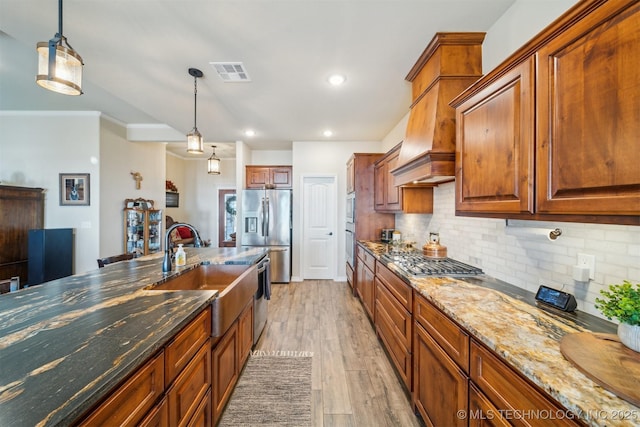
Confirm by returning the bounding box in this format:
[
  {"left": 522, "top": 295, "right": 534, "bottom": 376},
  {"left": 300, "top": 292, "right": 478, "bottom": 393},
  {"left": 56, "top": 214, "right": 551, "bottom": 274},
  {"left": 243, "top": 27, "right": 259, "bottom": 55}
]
[{"left": 595, "top": 280, "right": 640, "bottom": 352}]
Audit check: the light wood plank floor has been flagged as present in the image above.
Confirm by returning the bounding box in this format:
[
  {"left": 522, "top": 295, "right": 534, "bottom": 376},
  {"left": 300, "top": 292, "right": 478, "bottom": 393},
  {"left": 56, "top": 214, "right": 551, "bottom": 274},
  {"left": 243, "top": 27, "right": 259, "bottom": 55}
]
[{"left": 254, "top": 280, "right": 422, "bottom": 427}]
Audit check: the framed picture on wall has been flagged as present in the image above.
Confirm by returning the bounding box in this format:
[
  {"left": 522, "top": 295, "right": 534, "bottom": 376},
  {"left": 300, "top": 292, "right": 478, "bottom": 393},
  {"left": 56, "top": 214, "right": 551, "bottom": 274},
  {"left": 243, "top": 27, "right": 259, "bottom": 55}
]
[{"left": 59, "top": 173, "right": 90, "bottom": 206}]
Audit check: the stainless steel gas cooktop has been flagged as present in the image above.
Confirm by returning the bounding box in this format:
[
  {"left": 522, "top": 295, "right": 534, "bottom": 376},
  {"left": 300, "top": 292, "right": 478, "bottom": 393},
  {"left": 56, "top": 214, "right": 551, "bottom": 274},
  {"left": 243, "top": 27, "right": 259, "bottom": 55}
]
[{"left": 380, "top": 253, "right": 483, "bottom": 277}]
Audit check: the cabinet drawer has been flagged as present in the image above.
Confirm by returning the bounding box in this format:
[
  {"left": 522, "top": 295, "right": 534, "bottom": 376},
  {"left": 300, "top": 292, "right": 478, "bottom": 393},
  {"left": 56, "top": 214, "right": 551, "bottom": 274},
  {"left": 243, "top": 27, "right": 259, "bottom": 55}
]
[
  {"left": 80, "top": 351, "right": 165, "bottom": 427},
  {"left": 375, "top": 278, "right": 411, "bottom": 350},
  {"left": 469, "top": 384, "right": 511, "bottom": 427},
  {"left": 376, "top": 261, "right": 412, "bottom": 312},
  {"left": 165, "top": 307, "right": 212, "bottom": 387},
  {"left": 139, "top": 398, "right": 169, "bottom": 427},
  {"left": 356, "top": 245, "right": 376, "bottom": 271},
  {"left": 168, "top": 340, "right": 211, "bottom": 427},
  {"left": 376, "top": 299, "right": 412, "bottom": 390},
  {"left": 415, "top": 294, "right": 469, "bottom": 373},
  {"left": 470, "top": 340, "right": 578, "bottom": 427},
  {"left": 346, "top": 262, "right": 353, "bottom": 288}
]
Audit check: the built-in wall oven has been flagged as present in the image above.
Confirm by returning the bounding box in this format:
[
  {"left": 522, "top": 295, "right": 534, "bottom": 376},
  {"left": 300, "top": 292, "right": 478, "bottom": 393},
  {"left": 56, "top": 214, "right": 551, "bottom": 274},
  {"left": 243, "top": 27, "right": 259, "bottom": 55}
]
[
  {"left": 345, "top": 223, "right": 355, "bottom": 268},
  {"left": 253, "top": 255, "right": 271, "bottom": 345},
  {"left": 346, "top": 193, "right": 355, "bottom": 268},
  {"left": 346, "top": 193, "right": 355, "bottom": 224}
]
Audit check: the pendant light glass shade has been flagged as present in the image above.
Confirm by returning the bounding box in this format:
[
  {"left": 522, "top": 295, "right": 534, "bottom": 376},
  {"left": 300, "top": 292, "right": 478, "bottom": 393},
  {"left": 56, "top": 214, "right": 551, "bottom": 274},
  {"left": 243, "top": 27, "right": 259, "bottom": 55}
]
[
  {"left": 35, "top": 0, "right": 83, "bottom": 96},
  {"left": 186, "top": 68, "right": 204, "bottom": 154},
  {"left": 207, "top": 146, "right": 221, "bottom": 175}
]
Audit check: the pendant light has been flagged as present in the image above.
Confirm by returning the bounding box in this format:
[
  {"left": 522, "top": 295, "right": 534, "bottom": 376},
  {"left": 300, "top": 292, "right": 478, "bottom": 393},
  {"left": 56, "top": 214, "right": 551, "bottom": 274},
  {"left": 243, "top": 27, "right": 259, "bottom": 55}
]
[
  {"left": 36, "top": 0, "right": 84, "bottom": 95},
  {"left": 207, "top": 145, "right": 221, "bottom": 175},
  {"left": 186, "top": 68, "right": 204, "bottom": 154}
]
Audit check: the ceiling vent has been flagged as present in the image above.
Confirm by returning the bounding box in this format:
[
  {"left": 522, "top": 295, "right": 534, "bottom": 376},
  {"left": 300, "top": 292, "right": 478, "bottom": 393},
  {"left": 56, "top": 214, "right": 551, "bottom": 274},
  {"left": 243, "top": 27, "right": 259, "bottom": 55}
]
[{"left": 210, "top": 62, "right": 251, "bottom": 82}]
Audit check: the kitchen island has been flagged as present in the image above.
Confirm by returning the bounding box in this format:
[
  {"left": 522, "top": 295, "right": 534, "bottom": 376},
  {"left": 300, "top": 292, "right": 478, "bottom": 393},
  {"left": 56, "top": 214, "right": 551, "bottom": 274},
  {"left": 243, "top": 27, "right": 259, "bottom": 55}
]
[
  {"left": 0, "top": 246, "right": 267, "bottom": 427},
  {"left": 359, "top": 241, "right": 639, "bottom": 427}
]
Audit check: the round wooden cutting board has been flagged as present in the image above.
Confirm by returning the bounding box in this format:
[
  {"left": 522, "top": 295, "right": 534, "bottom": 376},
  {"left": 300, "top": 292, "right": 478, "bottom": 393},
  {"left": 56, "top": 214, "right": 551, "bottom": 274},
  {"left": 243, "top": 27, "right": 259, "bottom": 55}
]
[{"left": 560, "top": 332, "right": 640, "bottom": 407}]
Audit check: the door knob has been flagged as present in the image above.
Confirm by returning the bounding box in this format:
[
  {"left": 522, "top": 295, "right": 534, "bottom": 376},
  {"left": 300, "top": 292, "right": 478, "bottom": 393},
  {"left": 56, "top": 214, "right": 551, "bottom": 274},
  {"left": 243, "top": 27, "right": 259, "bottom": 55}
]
[{"left": 327, "top": 232, "right": 333, "bottom": 236}]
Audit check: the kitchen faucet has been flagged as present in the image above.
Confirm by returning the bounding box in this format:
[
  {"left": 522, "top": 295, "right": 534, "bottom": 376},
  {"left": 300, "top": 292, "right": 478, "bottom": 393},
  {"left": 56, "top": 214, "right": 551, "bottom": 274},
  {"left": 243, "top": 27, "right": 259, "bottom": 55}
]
[{"left": 162, "top": 223, "right": 203, "bottom": 273}]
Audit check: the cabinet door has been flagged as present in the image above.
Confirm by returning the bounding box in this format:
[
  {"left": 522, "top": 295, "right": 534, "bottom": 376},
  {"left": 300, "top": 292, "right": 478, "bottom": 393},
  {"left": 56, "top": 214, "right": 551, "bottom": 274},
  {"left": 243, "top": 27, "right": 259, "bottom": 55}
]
[
  {"left": 413, "top": 322, "right": 468, "bottom": 427},
  {"left": 270, "top": 167, "right": 292, "bottom": 188},
  {"left": 346, "top": 156, "right": 355, "bottom": 193},
  {"left": 470, "top": 340, "right": 578, "bottom": 427},
  {"left": 455, "top": 57, "right": 535, "bottom": 215},
  {"left": 376, "top": 294, "right": 412, "bottom": 390},
  {"left": 469, "top": 384, "right": 511, "bottom": 427},
  {"left": 374, "top": 161, "right": 387, "bottom": 210},
  {"left": 385, "top": 149, "right": 402, "bottom": 209},
  {"left": 80, "top": 352, "right": 165, "bottom": 427},
  {"left": 167, "top": 341, "right": 211, "bottom": 427},
  {"left": 237, "top": 300, "right": 253, "bottom": 368},
  {"left": 536, "top": 1, "right": 640, "bottom": 216},
  {"left": 246, "top": 167, "right": 270, "bottom": 188},
  {"left": 212, "top": 321, "right": 239, "bottom": 424},
  {"left": 360, "top": 264, "right": 375, "bottom": 321}
]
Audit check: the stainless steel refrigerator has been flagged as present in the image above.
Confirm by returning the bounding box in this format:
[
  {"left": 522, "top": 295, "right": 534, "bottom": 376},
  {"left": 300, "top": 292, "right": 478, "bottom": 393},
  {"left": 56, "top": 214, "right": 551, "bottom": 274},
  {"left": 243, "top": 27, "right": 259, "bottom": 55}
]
[{"left": 241, "top": 189, "right": 292, "bottom": 283}]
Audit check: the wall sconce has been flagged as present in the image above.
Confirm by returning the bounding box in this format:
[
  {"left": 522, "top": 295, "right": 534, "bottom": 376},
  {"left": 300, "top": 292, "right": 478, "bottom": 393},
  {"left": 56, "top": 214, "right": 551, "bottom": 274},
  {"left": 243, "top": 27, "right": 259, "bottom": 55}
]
[
  {"left": 36, "top": 0, "right": 84, "bottom": 95},
  {"left": 207, "top": 145, "right": 221, "bottom": 175},
  {"left": 186, "top": 68, "right": 204, "bottom": 154}
]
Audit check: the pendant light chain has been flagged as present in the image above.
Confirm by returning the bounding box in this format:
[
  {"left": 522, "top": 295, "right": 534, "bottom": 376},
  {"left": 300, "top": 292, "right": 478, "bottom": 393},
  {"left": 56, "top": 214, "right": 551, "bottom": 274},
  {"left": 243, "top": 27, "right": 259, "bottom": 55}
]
[{"left": 193, "top": 74, "right": 198, "bottom": 130}]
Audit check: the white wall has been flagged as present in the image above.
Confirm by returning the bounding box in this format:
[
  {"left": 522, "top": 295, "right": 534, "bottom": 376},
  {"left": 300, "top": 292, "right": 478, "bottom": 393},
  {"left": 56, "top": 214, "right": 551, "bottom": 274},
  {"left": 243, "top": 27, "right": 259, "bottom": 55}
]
[
  {"left": 291, "top": 140, "right": 384, "bottom": 281},
  {"left": 165, "top": 155, "right": 237, "bottom": 247},
  {"left": 250, "top": 150, "right": 293, "bottom": 165},
  {"left": 391, "top": 0, "right": 639, "bottom": 321},
  {"left": 100, "top": 117, "right": 166, "bottom": 259},
  {"left": 0, "top": 111, "right": 101, "bottom": 274}
]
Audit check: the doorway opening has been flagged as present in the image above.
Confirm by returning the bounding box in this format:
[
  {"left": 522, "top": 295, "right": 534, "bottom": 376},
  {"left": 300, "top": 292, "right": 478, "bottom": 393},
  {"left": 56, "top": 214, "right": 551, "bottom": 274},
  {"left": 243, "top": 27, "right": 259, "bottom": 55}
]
[{"left": 218, "top": 189, "right": 236, "bottom": 247}]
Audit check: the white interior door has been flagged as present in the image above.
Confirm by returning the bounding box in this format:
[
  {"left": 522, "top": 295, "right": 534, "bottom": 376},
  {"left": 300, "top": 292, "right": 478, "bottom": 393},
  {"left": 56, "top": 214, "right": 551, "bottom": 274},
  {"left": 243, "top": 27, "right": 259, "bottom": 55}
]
[{"left": 302, "top": 176, "right": 336, "bottom": 279}]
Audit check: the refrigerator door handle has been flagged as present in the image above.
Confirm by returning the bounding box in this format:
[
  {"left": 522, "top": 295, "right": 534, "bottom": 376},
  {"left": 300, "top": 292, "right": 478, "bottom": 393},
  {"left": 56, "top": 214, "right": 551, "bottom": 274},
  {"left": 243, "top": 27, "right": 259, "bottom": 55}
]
[
  {"left": 261, "top": 198, "right": 266, "bottom": 236},
  {"left": 264, "top": 197, "right": 270, "bottom": 237}
]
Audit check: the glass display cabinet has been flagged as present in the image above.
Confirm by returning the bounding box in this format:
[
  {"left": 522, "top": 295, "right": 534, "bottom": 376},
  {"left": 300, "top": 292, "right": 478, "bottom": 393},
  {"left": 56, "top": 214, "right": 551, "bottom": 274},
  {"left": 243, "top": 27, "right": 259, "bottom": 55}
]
[{"left": 123, "top": 198, "right": 162, "bottom": 256}]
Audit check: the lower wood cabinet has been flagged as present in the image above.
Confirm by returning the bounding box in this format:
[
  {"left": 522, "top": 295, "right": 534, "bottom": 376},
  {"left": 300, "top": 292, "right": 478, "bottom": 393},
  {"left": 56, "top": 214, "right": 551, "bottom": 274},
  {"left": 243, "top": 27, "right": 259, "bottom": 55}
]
[
  {"left": 212, "top": 320, "right": 239, "bottom": 425},
  {"left": 212, "top": 299, "right": 254, "bottom": 425},
  {"left": 356, "top": 245, "right": 376, "bottom": 321},
  {"left": 470, "top": 340, "right": 578, "bottom": 427},
  {"left": 413, "top": 298, "right": 468, "bottom": 427},
  {"left": 469, "top": 384, "right": 511, "bottom": 427},
  {"left": 168, "top": 341, "right": 211, "bottom": 427},
  {"left": 79, "top": 308, "right": 212, "bottom": 427},
  {"left": 374, "top": 261, "right": 413, "bottom": 391}
]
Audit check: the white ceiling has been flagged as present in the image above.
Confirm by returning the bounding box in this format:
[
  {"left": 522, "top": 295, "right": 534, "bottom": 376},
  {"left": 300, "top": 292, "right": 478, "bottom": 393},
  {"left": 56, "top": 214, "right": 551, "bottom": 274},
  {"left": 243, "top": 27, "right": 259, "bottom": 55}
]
[{"left": 0, "top": 0, "right": 516, "bottom": 159}]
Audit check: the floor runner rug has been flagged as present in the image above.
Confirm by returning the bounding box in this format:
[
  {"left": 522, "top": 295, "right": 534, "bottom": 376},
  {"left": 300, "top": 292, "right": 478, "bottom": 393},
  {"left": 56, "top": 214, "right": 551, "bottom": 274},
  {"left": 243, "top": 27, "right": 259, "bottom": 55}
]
[{"left": 218, "top": 354, "right": 312, "bottom": 426}]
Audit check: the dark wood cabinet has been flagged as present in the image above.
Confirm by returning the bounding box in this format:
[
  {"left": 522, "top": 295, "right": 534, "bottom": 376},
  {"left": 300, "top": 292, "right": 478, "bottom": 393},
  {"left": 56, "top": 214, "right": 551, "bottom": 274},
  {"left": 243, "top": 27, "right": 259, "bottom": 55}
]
[
  {"left": 80, "top": 308, "right": 212, "bottom": 427},
  {"left": 346, "top": 154, "right": 395, "bottom": 296},
  {"left": 0, "top": 185, "right": 44, "bottom": 287},
  {"left": 451, "top": 0, "right": 640, "bottom": 225},
  {"left": 245, "top": 165, "right": 292, "bottom": 189},
  {"left": 356, "top": 244, "right": 375, "bottom": 321},
  {"left": 374, "top": 261, "right": 413, "bottom": 391},
  {"left": 413, "top": 294, "right": 468, "bottom": 426},
  {"left": 237, "top": 299, "right": 253, "bottom": 369},
  {"left": 375, "top": 143, "right": 434, "bottom": 214},
  {"left": 212, "top": 320, "right": 239, "bottom": 425},
  {"left": 470, "top": 340, "right": 578, "bottom": 427},
  {"left": 414, "top": 322, "right": 468, "bottom": 427},
  {"left": 454, "top": 58, "right": 535, "bottom": 215}
]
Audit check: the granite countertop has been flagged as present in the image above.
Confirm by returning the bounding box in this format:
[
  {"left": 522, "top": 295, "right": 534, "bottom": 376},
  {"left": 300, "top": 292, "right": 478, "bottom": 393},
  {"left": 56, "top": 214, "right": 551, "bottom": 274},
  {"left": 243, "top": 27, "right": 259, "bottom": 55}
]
[
  {"left": 359, "top": 241, "right": 640, "bottom": 427},
  {"left": 0, "top": 246, "right": 268, "bottom": 427}
]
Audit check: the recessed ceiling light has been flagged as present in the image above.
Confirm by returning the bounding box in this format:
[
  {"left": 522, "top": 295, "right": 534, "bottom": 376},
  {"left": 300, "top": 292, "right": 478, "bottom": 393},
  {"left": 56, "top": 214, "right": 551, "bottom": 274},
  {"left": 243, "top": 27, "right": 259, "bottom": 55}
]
[
  {"left": 323, "top": 130, "right": 333, "bottom": 137},
  {"left": 328, "top": 74, "right": 346, "bottom": 86},
  {"left": 244, "top": 129, "right": 256, "bottom": 137}
]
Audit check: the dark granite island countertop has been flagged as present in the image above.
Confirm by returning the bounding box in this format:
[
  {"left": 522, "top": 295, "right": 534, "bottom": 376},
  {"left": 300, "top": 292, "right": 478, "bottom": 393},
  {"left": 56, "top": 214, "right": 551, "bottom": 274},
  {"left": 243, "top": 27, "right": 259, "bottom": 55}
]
[
  {"left": 359, "top": 241, "right": 640, "bottom": 427},
  {"left": 0, "top": 246, "right": 268, "bottom": 427}
]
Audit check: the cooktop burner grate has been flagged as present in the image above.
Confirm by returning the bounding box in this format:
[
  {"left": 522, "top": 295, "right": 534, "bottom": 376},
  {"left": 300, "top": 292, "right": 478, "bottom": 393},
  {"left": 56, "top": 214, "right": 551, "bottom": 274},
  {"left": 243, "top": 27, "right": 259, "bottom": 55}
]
[{"left": 381, "top": 253, "right": 483, "bottom": 277}]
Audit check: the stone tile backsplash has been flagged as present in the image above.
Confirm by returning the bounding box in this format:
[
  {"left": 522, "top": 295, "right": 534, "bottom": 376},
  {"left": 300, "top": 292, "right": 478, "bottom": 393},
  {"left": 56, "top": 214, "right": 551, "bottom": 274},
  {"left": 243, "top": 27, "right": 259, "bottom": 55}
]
[{"left": 395, "top": 182, "right": 640, "bottom": 320}]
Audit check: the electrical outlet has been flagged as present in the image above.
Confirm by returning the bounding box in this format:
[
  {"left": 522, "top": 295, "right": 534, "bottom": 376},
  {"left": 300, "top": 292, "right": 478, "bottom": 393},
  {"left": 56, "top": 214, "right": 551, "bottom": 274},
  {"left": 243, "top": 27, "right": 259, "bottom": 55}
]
[{"left": 577, "top": 253, "right": 595, "bottom": 280}]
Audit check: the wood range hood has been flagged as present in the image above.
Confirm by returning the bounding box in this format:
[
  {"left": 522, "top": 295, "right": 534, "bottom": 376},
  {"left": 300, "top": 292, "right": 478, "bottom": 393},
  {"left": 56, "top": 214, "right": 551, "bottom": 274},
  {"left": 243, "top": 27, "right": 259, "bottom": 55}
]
[{"left": 391, "top": 32, "right": 485, "bottom": 186}]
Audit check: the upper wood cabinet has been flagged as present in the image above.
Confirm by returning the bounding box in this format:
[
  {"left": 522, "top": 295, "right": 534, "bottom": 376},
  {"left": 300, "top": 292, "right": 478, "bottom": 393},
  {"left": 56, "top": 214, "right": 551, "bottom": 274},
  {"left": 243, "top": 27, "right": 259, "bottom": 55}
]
[
  {"left": 374, "top": 143, "right": 434, "bottom": 214},
  {"left": 245, "top": 165, "right": 292, "bottom": 189},
  {"left": 451, "top": 0, "right": 640, "bottom": 225}
]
